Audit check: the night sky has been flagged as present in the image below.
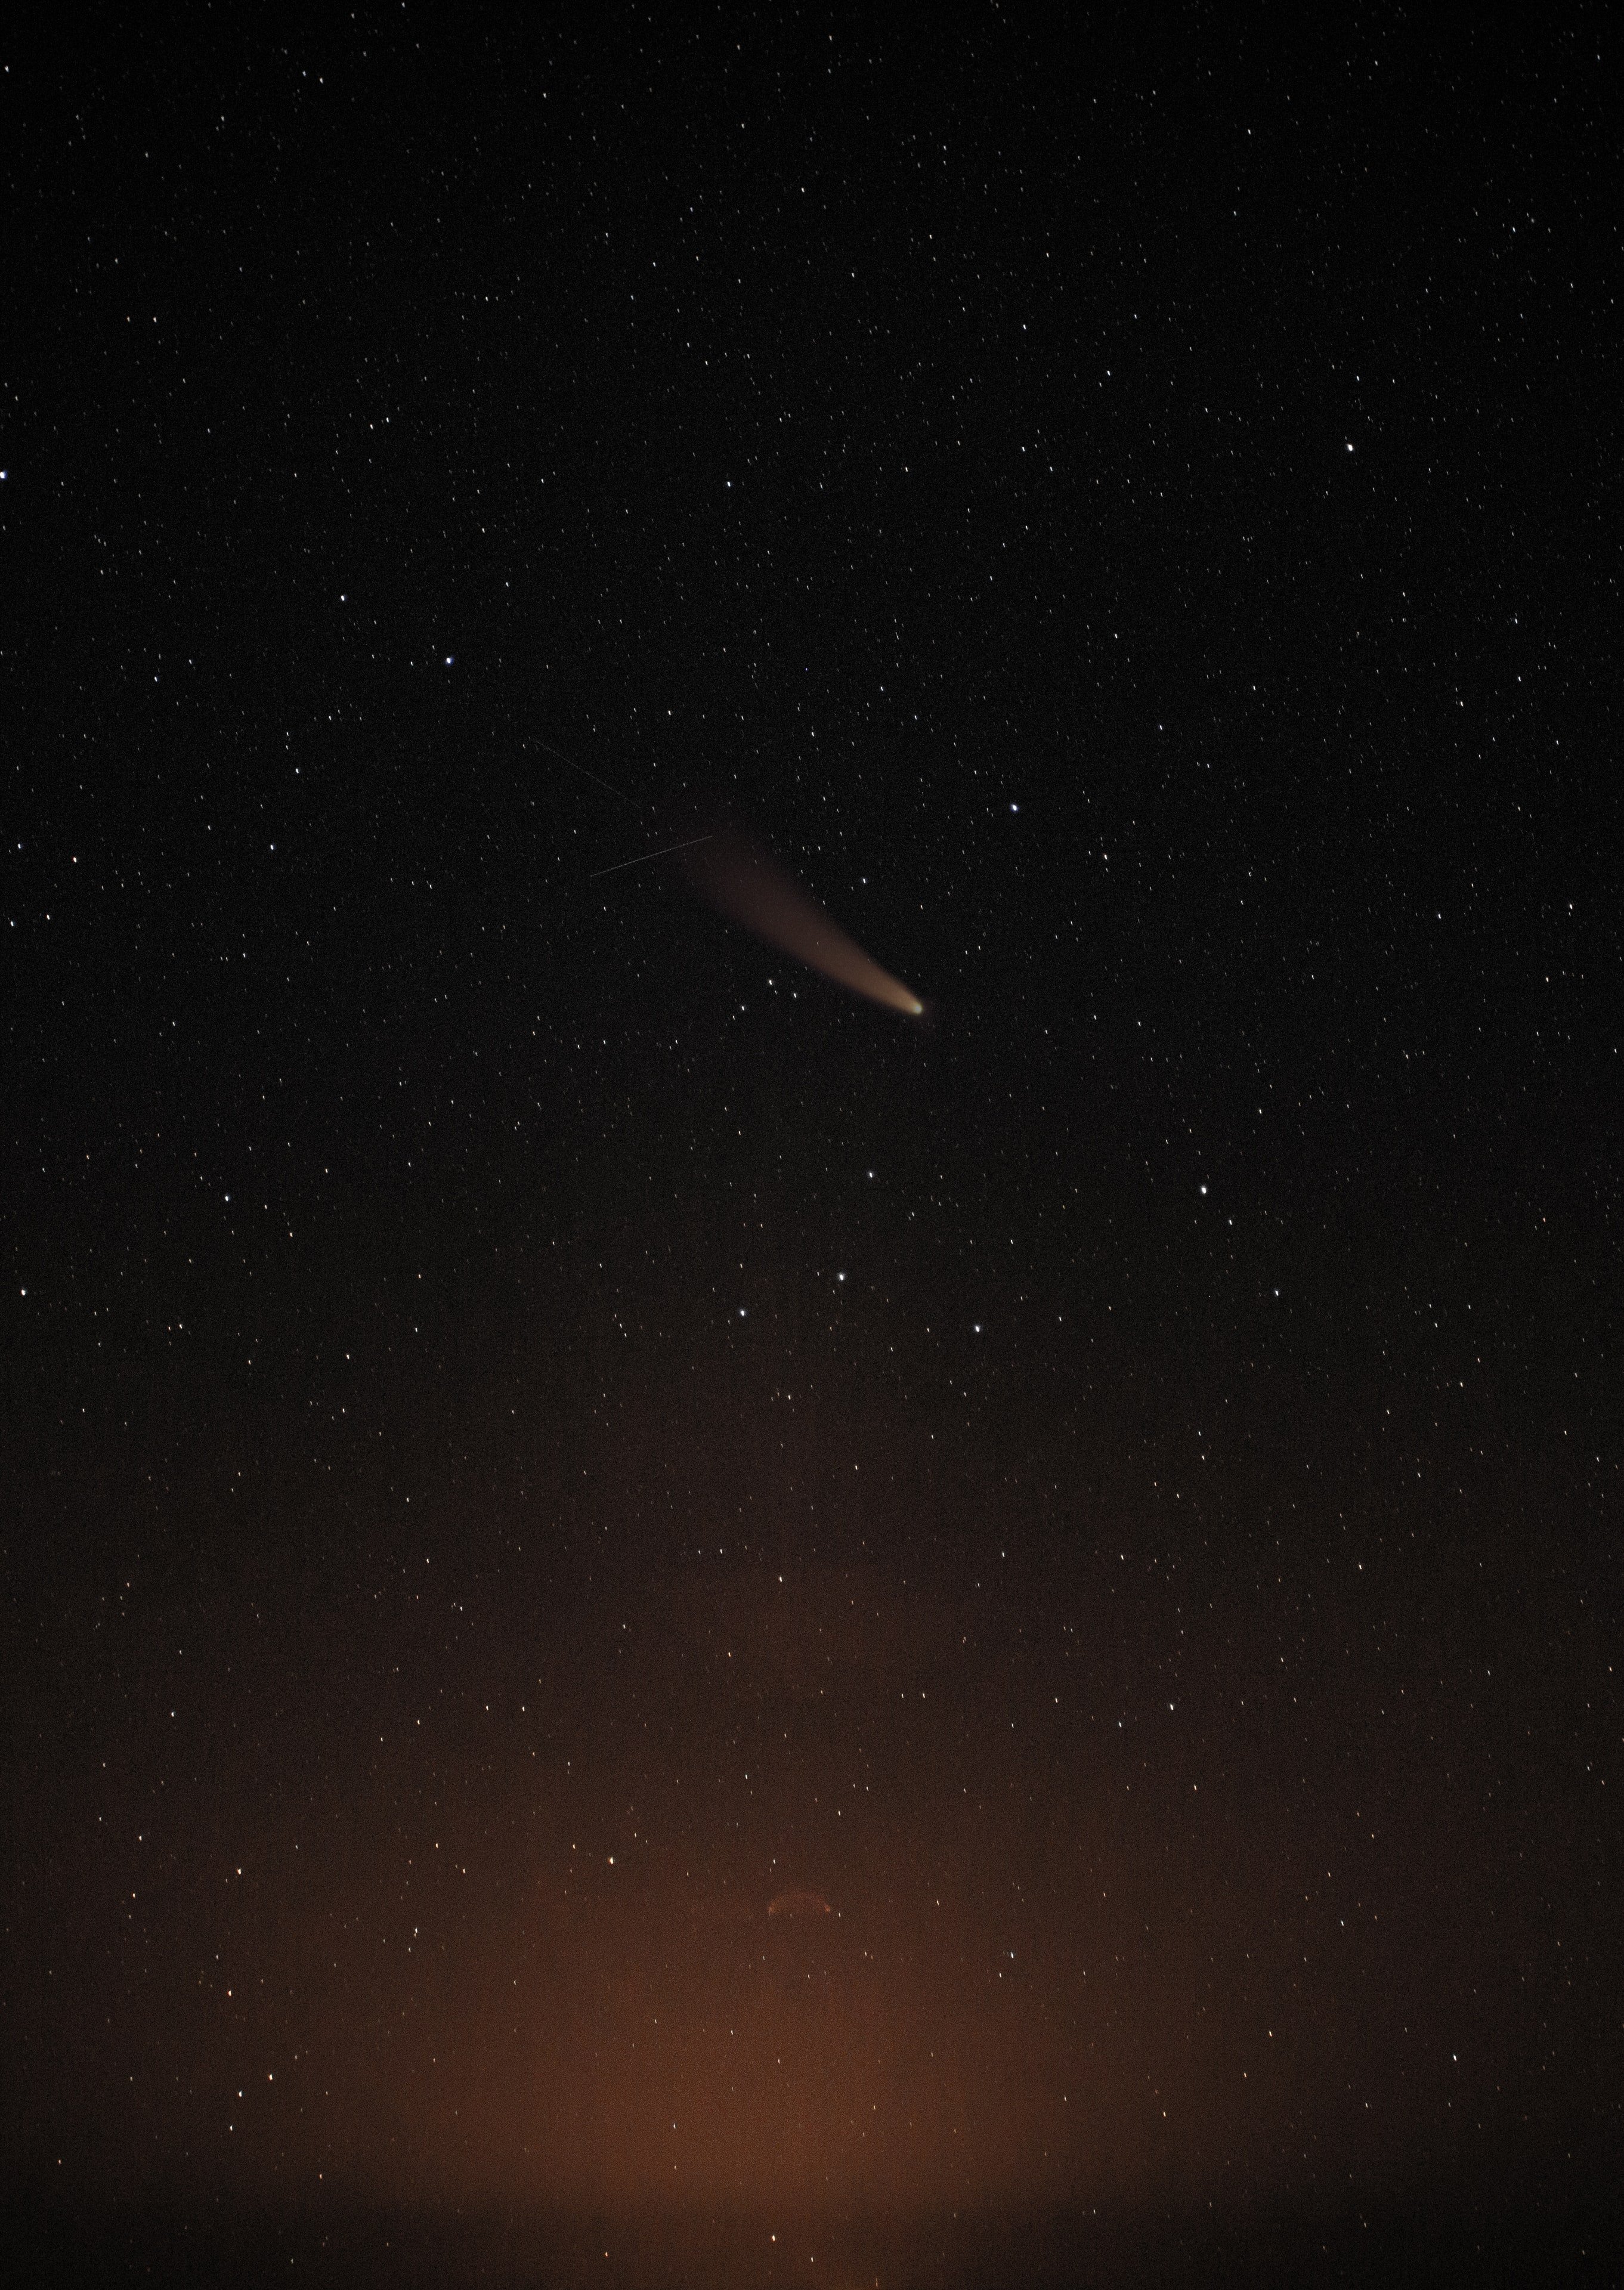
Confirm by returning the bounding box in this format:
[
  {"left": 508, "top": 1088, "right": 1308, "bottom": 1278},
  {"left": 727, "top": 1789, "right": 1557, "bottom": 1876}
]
[{"left": 4, "top": 13, "right": 1620, "bottom": 2285}]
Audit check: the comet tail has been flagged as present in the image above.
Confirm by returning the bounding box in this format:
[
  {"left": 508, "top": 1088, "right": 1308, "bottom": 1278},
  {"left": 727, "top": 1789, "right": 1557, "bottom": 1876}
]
[{"left": 685, "top": 835, "right": 923, "bottom": 1016}]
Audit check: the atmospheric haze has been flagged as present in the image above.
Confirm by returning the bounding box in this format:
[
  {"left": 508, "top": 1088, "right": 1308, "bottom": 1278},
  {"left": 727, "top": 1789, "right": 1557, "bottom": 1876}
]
[{"left": 685, "top": 834, "right": 924, "bottom": 1015}]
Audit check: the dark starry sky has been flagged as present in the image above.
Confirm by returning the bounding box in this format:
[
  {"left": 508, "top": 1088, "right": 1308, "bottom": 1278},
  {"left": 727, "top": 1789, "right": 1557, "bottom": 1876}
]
[{"left": 3, "top": 10, "right": 1620, "bottom": 2283}]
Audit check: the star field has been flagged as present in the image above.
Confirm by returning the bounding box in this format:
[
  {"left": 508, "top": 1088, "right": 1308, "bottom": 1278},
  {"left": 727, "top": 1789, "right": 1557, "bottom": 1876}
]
[{"left": 4, "top": 13, "right": 1620, "bottom": 2288}]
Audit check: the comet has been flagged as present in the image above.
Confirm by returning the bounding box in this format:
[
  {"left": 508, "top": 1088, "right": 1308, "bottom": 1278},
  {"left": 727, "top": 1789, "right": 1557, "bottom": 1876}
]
[{"left": 683, "top": 833, "right": 923, "bottom": 1016}]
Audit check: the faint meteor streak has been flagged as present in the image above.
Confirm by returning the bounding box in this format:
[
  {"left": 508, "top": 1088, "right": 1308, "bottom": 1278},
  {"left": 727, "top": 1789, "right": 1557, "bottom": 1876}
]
[
  {"left": 589, "top": 833, "right": 714, "bottom": 879},
  {"left": 685, "top": 834, "right": 924, "bottom": 1016},
  {"left": 534, "top": 735, "right": 643, "bottom": 810}
]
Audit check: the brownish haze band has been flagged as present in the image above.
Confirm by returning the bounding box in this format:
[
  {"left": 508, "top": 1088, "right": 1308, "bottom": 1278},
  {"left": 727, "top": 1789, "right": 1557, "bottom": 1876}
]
[
  {"left": 767, "top": 1887, "right": 834, "bottom": 1917},
  {"left": 685, "top": 837, "right": 923, "bottom": 1014}
]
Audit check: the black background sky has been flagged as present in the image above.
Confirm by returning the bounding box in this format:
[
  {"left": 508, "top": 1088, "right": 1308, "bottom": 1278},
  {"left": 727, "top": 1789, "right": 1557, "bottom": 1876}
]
[{"left": 4, "top": 10, "right": 1620, "bottom": 2286}]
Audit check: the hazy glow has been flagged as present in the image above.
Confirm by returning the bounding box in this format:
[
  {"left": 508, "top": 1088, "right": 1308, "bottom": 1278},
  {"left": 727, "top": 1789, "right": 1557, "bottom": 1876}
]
[
  {"left": 686, "top": 836, "right": 923, "bottom": 1014},
  {"left": 766, "top": 1887, "right": 833, "bottom": 1917}
]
